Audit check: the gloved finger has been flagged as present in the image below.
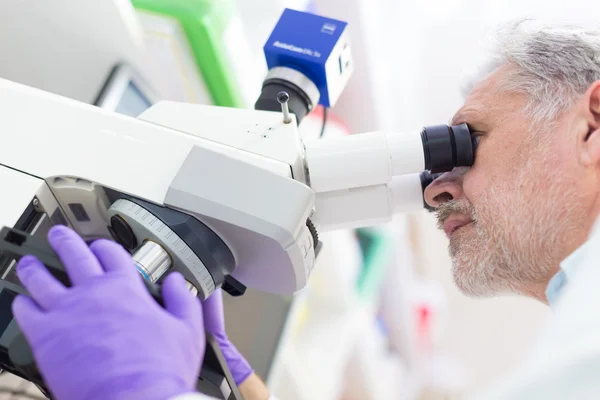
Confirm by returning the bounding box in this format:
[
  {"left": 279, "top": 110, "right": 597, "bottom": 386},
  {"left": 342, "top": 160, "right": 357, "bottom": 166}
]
[
  {"left": 202, "top": 288, "right": 226, "bottom": 335},
  {"left": 47, "top": 225, "right": 104, "bottom": 285},
  {"left": 89, "top": 239, "right": 137, "bottom": 278},
  {"left": 12, "top": 295, "right": 45, "bottom": 334},
  {"left": 162, "top": 272, "right": 203, "bottom": 327},
  {"left": 16, "top": 255, "right": 67, "bottom": 311}
]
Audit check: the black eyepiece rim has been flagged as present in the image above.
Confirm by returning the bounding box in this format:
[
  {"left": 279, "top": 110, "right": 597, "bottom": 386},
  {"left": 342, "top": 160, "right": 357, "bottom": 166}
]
[
  {"left": 451, "top": 123, "right": 474, "bottom": 167},
  {"left": 421, "top": 123, "right": 475, "bottom": 173},
  {"left": 421, "top": 127, "right": 431, "bottom": 171},
  {"left": 421, "top": 124, "right": 455, "bottom": 173}
]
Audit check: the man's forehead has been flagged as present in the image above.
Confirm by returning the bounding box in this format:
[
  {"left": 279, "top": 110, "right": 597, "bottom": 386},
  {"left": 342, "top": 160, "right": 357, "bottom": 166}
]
[{"left": 451, "top": 67, "right": 508, "bottom": 126}]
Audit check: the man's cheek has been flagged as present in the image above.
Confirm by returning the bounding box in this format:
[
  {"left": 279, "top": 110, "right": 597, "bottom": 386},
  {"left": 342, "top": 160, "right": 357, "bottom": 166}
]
[{"left": 462, "top": 170, "right": 488, "bottom": 203}]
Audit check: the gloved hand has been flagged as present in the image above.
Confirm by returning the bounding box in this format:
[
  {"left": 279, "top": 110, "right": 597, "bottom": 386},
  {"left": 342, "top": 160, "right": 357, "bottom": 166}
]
[
  {"left": 11, "top": 225, "right": 205, "bottom": 400},
  {"left": 203, "top": 289, "right": 253, "bottom": 386}
]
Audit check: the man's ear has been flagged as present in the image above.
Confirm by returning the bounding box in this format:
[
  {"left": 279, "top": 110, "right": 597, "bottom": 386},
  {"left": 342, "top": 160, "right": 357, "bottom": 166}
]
[{"left": 579, "top": 81, "right": 600, "bottom": 166}]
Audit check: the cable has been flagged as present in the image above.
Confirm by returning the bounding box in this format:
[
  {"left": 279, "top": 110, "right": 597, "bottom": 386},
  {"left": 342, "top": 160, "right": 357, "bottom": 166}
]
[{"left": 319, "top": 107, "right": 328, "bottom": 138}]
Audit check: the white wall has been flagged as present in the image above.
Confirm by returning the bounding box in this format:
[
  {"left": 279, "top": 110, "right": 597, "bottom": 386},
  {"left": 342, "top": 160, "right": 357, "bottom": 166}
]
[{"left": 385, "top": 0, "right": 598, "bottom": 131}]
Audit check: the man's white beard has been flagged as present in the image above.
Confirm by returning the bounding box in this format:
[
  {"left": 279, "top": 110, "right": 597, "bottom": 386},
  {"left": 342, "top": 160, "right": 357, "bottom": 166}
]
[{"left": 441, "top": 154, "right": 578, "bottom": 298}]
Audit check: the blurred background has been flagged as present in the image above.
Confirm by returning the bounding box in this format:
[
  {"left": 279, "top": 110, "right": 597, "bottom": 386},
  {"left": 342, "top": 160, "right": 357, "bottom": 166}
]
[{"left": 0, "top": 0, "right": 595, "bottom": 399}]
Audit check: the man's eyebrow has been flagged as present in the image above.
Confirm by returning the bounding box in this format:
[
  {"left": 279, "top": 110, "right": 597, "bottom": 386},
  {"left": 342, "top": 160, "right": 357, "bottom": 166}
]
[
  {"left": 450, "top": 108, "right": 484, "bottom": 126},
  {"left": 449, "top": 112, "right": 464, "bottom": 126}
]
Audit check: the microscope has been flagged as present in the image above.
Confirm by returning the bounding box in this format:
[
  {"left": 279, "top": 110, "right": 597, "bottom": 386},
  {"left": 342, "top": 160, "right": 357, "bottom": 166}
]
[{"left": 0, "top": 8, "right": 475, "bottom": 400}]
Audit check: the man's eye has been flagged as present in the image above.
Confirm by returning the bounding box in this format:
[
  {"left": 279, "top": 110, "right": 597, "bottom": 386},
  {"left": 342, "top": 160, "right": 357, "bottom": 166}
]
[{"left": 471, "top": 133, "right": 483, "bottom": 153}]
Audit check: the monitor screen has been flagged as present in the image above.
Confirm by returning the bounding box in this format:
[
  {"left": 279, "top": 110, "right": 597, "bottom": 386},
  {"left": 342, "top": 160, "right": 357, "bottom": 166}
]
[
  {"left": 115, "top": 81, "right": 153, "bottom": 117},
  {"left": 94, "top": 64, "right": 158, "bottom": 117}
]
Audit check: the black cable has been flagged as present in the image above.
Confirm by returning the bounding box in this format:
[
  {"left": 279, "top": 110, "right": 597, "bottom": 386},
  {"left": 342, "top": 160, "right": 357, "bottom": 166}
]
[{"left": 319, "top": 107, "right": 328, "bottom": 138}]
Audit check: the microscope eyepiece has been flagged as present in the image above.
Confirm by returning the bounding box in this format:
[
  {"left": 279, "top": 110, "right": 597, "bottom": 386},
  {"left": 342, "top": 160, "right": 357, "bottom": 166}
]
[{"left": 421, "top": 123, "right": 474, "bottom": 173}]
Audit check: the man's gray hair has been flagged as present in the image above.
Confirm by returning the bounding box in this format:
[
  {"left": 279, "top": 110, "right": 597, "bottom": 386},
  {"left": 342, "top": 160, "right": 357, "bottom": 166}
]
[{"left": 466, "top": 20, "right": 600, "bottom": 123}]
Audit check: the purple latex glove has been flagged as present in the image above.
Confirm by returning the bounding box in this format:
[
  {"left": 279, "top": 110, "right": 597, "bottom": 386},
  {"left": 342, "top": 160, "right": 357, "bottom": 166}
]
[
  {"left": 11, "top": 225, "right": 205, "bottom": 400},
  {"left": 203, "top": 289, "right": 253, "bottom": 386}
]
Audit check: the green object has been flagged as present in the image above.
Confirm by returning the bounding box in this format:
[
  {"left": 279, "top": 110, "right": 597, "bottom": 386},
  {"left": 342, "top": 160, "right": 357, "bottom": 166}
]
[
  {"left": 355, "top": 228, "right": 395, "bottom": 302},
  {"left": 132, "top": 0, "right": 245, "bottom": 107}
]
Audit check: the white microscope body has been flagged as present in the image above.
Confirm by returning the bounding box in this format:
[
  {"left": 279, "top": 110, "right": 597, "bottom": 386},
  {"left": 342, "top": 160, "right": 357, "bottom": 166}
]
[{"left": 0, "top": 78, "right": 441, "bottom": 300}]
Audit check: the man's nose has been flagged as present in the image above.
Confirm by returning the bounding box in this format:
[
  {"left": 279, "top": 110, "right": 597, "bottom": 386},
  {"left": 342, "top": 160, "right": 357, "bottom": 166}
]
[{"left": 423, "top": 169, "right": 465, "bottom": 208}]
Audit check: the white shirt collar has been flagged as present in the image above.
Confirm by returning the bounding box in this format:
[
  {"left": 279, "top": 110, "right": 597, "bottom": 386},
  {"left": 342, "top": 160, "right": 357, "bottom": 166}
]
[{"left": 546, "top": 215, "right": 600, "bottom": 306}]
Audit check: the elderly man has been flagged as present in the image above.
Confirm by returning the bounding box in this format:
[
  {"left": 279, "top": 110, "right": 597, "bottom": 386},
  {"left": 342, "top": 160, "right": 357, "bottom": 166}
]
[
  {"left": 423, "top": 20, "right": 600, "bottom": 399},
  {"left": 424, "top": 21, "right": 600, "bottom": 307},
  {"left": 10, "top": 19, "right": 600, "bottom": 400}
]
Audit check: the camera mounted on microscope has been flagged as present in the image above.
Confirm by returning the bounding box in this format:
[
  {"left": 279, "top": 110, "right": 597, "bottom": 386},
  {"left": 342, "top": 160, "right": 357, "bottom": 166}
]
[{"left": 255, "top": 8, "right": 353, "bottom": 124}]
